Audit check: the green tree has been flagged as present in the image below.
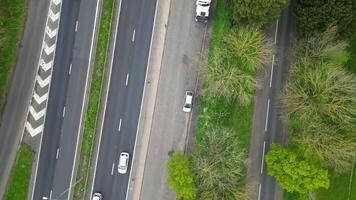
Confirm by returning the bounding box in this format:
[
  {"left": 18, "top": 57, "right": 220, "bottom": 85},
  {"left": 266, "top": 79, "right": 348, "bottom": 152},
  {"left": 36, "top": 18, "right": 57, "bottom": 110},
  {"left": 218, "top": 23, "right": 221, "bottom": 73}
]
[
  {"left": 226, "top": 0, "right": 287, "bottom": 28},
  {"left": 166, "top": 151, "right": 197, "bottom": 200},
  {"left": 266, "top": 144, "right": 330, "bottom": 194},
  {"left": 295, "top": 0, "right": 355, "bottom": 37},
  {"left": 192, "top": 129, "right": 246, "bottom": 199},
  {"left": 206, "top": 27, "right": 273, "bottom": 104}
]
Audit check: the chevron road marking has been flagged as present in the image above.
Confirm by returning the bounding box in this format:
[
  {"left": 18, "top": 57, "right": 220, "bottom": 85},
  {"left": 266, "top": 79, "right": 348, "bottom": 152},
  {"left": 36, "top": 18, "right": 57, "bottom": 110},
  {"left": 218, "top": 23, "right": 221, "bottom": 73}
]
[
  {"left": 36, "top": 75, "right": 51, "bottom": 88},
  {"left": 29, "top": 106, "right": 46, "bottom": 121},
  {"left": 26, "top": 122, "right": 43, "bottom": 137},
  {"left": 43, "top": 42, "right": 56, "bottom": 55},
  {"left": 46, "top": 26, "right": 58, "bottom": 39},
  {"left": 49, "top": 9, "right": 60, "bottom": 22},
  {"left": 52, "top": 0, "right": 61, "bottom": 6},
  {"left": 33, "top": 92, "right": 49, "bottom": 105},
  {"left": 39, "top": 59, "right": 53, "bottom": 71}
]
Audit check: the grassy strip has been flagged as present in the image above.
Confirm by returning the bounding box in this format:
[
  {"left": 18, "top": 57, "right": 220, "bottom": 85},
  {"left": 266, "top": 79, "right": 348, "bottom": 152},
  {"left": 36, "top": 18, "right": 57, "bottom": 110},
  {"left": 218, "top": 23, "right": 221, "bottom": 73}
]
[
  {"left": 4, "top": 145, "right": 34, "bottom": 200},
  {"left": 73, "top": 0, "right": 115, "bottom": 198},
  {"left": 0, "top": 0, "right": 27, "bottom": 110}
]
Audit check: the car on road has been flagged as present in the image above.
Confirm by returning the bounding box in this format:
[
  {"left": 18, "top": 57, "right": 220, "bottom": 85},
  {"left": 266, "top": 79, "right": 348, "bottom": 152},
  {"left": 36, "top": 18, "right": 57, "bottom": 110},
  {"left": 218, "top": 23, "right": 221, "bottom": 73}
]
[
  {"left": 118, "top": 152, "right": 130, "bottom": 174},
  {"left": 195, "top": 0, "right": 211, "bottom": 22},
  {"left": 92, "top": 192, "right": 103, "bottom": 200},
  {"left": 183, "top": 91, "right": 193, "bottom": 113}
]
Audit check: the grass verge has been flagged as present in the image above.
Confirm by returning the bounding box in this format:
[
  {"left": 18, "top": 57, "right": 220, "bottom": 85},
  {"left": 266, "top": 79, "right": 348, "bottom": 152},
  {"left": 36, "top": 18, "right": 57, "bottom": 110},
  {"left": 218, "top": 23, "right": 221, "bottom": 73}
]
[
  {"left": 0, "top": 0, "right": 27, "bottom": 111},
  {"left": 73, "top": 0, "right": 115, "bottom": 198},
  {"left": 4, "top": 144, "right": 34, "bottom": 200}
]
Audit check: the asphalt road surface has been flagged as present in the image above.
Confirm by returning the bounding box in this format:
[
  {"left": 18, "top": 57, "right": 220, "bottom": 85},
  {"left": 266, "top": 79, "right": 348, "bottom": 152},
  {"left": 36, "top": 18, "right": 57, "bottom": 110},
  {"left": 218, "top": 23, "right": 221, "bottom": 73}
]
[
  {"left": 139, "top": 0, "right": 207, "bottom": 198},
  {"left": 259, "top": 2, "right": 296, "bottom": 200},
  {"left": 32, "top": 0, "right": 98, "bottom": 199},
  {"left": 91, "top": 0, "right": 157, "bottom": 199},
  {"left": 0, "top": 0, "right": 49, "bottom": 197}
]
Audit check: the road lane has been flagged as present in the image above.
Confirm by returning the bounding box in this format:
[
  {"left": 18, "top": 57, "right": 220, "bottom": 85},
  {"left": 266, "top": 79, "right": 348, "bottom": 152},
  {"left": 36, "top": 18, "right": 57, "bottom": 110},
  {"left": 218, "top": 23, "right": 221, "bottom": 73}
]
[
  {"left": 32, "top": 0, "right": 99, "bottom": 199},
  {"left": 92, "top": 0, "right": 157, "bottom": 199}
]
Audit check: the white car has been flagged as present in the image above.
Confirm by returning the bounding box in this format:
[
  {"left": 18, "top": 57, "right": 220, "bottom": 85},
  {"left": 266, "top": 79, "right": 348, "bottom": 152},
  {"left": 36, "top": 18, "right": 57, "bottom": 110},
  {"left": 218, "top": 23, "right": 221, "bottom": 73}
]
[
  {"left": 92, "top": 192, "right": 103, "bottom": 200},
  {"left": 195, "top": 0, "right": 211, "bottom": 22},
  {"left": 118, "top": 152, "right": 129, "bottom": 174},
  {"left": 183, "top": 91, "right": 193, "bottom": 113}
]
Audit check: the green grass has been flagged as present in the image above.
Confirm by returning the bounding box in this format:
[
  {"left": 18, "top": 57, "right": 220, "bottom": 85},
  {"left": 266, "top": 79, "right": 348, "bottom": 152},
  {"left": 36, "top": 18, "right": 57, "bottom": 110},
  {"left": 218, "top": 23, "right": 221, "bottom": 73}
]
[
  {"left": 4, "top": 145, "right": 34, "bottom": 200},
  {"left": 345, "top": 36, "right": 356, "bottom": 74},
  {"left": 73, "top": 0, "right": 115, "bottom": 198},
  {"left": 0, "top": 0, "right": 27, "bottom": 111}
]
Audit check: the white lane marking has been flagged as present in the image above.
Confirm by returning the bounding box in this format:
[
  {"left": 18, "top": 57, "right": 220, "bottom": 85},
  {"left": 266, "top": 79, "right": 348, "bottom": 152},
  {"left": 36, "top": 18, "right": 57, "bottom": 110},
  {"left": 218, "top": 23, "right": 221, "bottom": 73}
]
[
  {"left": 118, "top": 118, "right": 122, "bottom": 132},
  {"left": 75, "top": 20, "right": 78, "bottom": 32},
  {"left": 132, "top": 29, "right": 136, "bottom": 42},
  {"left": 111, "top": 162, "right": 115, "bottom": 175},
  {"left": 258, "top": 184, "right": 262, "bottom": 200},
  {"left": 69, "top": 63, "right": 72, "bottom": 75},
  {"left": 49, "top": 190, "right": 53, "bottom": 200},
  {"left": 269, "top": 55, "right": 275, "bottom": 88},
  {"left": 125, "top": 73, "right": 129, "bottom": 86},
  {"left": 274, "top": 20, "right": 279, "bottom": 44},
  {"left": 68, "top": 0, "right": 101, "bottom": 198},
  {"left": 264, "top": 99, "right": 270, "bottom": 132},
  {"left": 261, "top": 141, "right": 266, "bottom": 174},
  {"left": 62, "top": 106, "right": 66, "bottom": 118},
  {"left": 56, "top": 148, "right": 60, "bottom": 159},
  {"left": 125, "top": 0, "right": 160, "bottom": 199},
  {"left": 90, "top": 0, "right": 122, "bottom": 197}
]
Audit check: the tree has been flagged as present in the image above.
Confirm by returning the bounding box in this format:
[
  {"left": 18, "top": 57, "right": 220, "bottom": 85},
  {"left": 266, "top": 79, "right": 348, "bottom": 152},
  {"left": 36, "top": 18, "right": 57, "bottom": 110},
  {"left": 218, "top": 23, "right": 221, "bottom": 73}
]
[
  {"left": 295, "top": 0, "right": 355, "bottom": 37},
  {"left": 265, "top": 144, "right": 330, "bottom": 194},
  {"left": 192, "top": 129, "right": 246, "bottom": 199},
  {"left": 226, "top": 0, "right": 288, "bottom": 28},
  {"left": 166, "top": 151, "right": 197, "bottom": 200},
  {"left": 206, "top": 28, "right": 273, "bottom": 104}
]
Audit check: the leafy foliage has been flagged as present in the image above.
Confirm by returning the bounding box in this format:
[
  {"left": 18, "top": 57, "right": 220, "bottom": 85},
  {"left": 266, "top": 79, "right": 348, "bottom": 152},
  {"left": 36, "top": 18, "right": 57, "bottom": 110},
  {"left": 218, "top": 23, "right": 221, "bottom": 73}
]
[
  {"left": 226, "top": 0, "right": 287, "bottom": 28},
  {"left": 166, "top": 151, "right": 197, "bottom": 200},
  {"left": 192, "top": 129, "right": 247, "bottom": 200},
  {"left": 266, "top": 144, "right": 330, "bottom": 194},
  {"left": 205, "top": 27, "right": 273, "bottom": 104},
  {"left": 295, "top": 0, "right": 356, "bottom": 37},
  {"left": 282, "top": 30, "right": 356, "bottom": 172}
]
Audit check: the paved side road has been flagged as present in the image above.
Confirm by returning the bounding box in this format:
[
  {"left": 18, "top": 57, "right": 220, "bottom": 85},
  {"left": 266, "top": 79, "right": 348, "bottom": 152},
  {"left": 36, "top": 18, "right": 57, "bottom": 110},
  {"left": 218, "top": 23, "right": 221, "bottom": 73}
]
[
  {"left": 0, "top": 0, "right": 49, "bottom": 198},
  {"left": 126, "top": 0, "right": 207, "bottom": 199},
  {"left": 247, "top": 1, "right": 296, "bottom": 200}
]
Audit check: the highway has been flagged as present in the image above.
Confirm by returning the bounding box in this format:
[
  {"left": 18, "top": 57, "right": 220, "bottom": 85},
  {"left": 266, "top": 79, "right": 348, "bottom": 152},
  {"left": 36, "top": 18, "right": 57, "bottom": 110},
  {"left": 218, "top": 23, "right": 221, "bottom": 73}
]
[
  {"left": 91, "top": 0, "right": 158, "bottom": 199},
  {"left": 32, "top": 0, "right": 99, "bottom": 199}
]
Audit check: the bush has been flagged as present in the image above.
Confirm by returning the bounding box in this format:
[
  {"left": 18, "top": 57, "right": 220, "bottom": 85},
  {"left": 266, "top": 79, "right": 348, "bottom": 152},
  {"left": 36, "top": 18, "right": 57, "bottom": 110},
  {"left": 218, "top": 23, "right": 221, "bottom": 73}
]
[
  {"left": 295, "top": 0, "right": 355, "bottom": 37},
  {"left": 226, "top": 0, "right": 287, "bottom": 28},
  {"left": 266, "top": 144, "right": 330, "bottom": 194},
  {"left": 166, "top": 151, "right": 197, "bottom": 200}
]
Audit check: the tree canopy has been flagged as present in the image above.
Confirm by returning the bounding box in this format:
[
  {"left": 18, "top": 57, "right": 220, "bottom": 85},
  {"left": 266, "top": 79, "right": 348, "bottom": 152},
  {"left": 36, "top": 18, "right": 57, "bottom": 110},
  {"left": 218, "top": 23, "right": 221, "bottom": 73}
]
[
  {"left": 166, "top": 151, "right": 197, "bottom": 200},
  {"left": 266, "top": 144, "right": 330, "bottom": 194},
  {"left": 226, "top": 0, "right": 288, "bottom": 28}
]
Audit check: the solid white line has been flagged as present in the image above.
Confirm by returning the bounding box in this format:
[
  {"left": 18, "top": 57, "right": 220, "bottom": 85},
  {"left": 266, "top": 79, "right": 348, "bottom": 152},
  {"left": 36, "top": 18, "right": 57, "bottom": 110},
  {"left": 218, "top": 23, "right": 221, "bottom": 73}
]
[
  {"left": 69, "top": 64, "right": 72, "bottom": 75},
  {"left": 50, "top": 190, "right": 53, "bottom": 200},
  {"left": 68, "top": 0, "right": 101, "bottom": 198},
  {"left": 30, "top": 0, "right": 64, "bottom": 199},
  {"left": 132, "top": 29, "right": 136, "bottom": 42},
  {"left": 261, "top": 141, "right": 266, "bottom": 174},
  {"left": 274, "top": 20, "right": 279, "bottom": 44},
  {"left": 258, "top": 184, "right": 261, "bottom": 200},
  {"left": 90, "top": 0, "right": 122, "bottom": 197},
  {"left": 118, "top": 118, "right": 122, "bottom": 132},
  {"left": 264, "top": 99, "right": 270, "bottom": 132},
  {"left": 269, "top": 55, "right": 275, "bottom": 88},
  {"left": 125, "top": 73, "right": 129, "bottom": 86},
  {"left": 62, "top": 106, "right": 66, "bottom": 118},
  {"left": 75, "top": 20, "right": 78, "bottom": 32},
  {"left": 56, "top": 148, "right": 59, "bottom": 159},
  {"left": 111, "top": 162, "right": 115, "bottom": 175},
  {"left": 125, "top": 0, "right": 160, "bottom": 199}
]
